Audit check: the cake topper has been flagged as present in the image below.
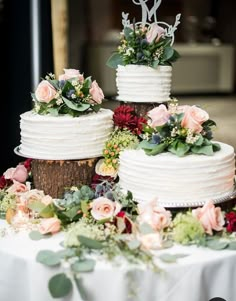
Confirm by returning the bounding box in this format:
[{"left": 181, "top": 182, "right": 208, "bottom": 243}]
[{"left": 122, "top": 0, "right": 181, "bottom": 45}]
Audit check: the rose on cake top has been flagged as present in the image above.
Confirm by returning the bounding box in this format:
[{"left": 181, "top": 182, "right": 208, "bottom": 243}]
[
  {"left": 32, "top": 69, "right": 104, "bottom": 116},
  {"left": 139, "top": 100, "right": 221, "bottom": 156}
]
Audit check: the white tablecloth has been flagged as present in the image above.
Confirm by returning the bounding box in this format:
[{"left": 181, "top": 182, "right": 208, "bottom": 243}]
[{"left": 0, "top": 220, "right": 236, "bottom": 301}]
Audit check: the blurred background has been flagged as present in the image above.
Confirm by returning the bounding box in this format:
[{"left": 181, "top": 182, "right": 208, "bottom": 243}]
[{"left": 0, "top": 0, "right": 235, "bottom": 173}]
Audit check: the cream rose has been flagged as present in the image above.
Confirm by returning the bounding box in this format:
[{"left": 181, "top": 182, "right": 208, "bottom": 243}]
[
  {"left": 192, "top": 200, "right": 225, "bottom": 235},
  {"left": 181, "top": 105, "right": 209, "bottom": 133},
  {"left": 89, "top": 80, "right": 104, "bottom": 104},
  {"left": 7, "top": 180, "right": 29, "bottom": 195},
  {"left": 147, "top": 105, "right": 170, "bottom": 128},
  {"left": 146, "top": 23, "right": 165, "bottom": 43},
  {"left": 35, "top": 80, "right": 57, "bottom": 103},
  {"left": 41, "top": 195, "right": 53, "bottom": 206},
  {"left": 58, "top": 68, "right": 84, "bottom": 82},
  {"left": 39, "top": 217, "right": 61, "bottom": 234},
  {"left": 95, "top": 159, "right": 117, "bottom": 178},
  {"left": 90, "top": 197, "right": 121, "bottom": 220},
  {"left": 138, "top": 199, "right": 171, "bottom": 231},
  {"left": 139, "top": 233, "right": 162, "bottom": 250}
]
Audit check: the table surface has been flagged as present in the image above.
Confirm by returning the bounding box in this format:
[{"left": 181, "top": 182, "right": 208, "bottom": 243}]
[{"left": 0, "top": 220, "right": 236, "bottom": 301}]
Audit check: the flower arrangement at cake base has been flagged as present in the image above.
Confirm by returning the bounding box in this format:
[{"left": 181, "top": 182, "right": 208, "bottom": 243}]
[
  {"left": 1, "top": 164, "right": 236, "bottom": 299},
  {"left": 17, "top": 68, "right": 114, "bottom": 198}
]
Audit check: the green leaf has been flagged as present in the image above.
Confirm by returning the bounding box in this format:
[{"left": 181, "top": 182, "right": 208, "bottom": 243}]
[
  {"left": 29, "top": 230, "right": 52, "bottom": 241},
  {"left": 152, "top": 59, "right": 160, "bottom": 69},
  {"left": 228, "top": 241, "right": 236, "bottom": 250},
  {"left": 64, "top": 205, "right": 80, "bottom": 220},
  {"left": 145, "top": 143, "right": 167, "bottom": 156},
  {"left": 106, "top": 53, "right": 124, "bottom": 69},
  {"left": 139, "top": 223, "right": 155, "bottom": 235},
  {"left": 159, "top": 253, "right": 188, "bottom": 263},
  {"left": 57, "top": 248, "right": 76, "bottom": 259},
  {"left": 82, "top": 76, "right": 92, "bottom": 90},
  {"left": 170, "top": 49, "right": 180, "bottom": 63},
  {"left": 78, "top": 235, "right": 104, "bottom": 249},
  {"left": 48, "top": 273, "right": 72, "bottom": 298},
  {"left": 206, "top": 240, "right": 228, "bottom": 250},
  {"left": 81, "top": 200, "right": 89, "bottom": 215},
  {"left": 80, "top": 185, "right": 95, "bottom": 200},
  {"left": 123, "top": 27, "right": 133, "bottom": 39},
  {"left": 72, "top": 259, "right": 96, "bottom": 273},
  {"left": 138, "top": 140, "right": 157, "bottom": 150},
  {"left": 212, "top": 142, "right": 221, "bottom": 152},
  {"left": 191, "top": 145, "right": 214, "bottom": 156},
  {"left": 203, "top": 119, "right": 216, "bottom": 127},
  {"left": 75, "top": 277, "right": 89, "bottom": 301},
  {"left": 194, "top": 135, "right": 204, "bottom": 146},
  {"left": 48, "top": 79, "right": 60, "bottom": 89},
  {"left": 127, "top": 239, "right": 141, "bottom": 250},
  {"left": 62, "top": 97, "right": 90, "bottom": 112},
  {"left": 91, "top": 104, "right": 101, "bottom": 112},
  {"left": 143, "top": 50, "right": 151, "bottom": 57},
  {"left": 162, "top": 47, "right": 174, "bottom": 62},
  {"left": 27, "top": 201, "right": 46, "bottom": 213},
  {"left": 47, "top": 108, "right": 59, "bottom": 116},
  {"left": 39, "top": 205, "right": 54, "bottom": 218},
  {"left": 168, "top": 141, "right": 190, "bottom": 157},
  {"left": 162, "top": 240, "right": 174, "bottom": 249},
  {"left": 36, "top": 250, "right": 61, "bottom": 266}
]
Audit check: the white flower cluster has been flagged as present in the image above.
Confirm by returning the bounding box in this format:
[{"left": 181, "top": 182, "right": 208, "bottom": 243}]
[{"left": 186, "top": 129, "right": 199, "bottom": 144}]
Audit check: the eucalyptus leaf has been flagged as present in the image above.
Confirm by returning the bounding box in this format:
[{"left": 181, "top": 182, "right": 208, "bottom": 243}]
[
  {"left": 138, "top": 140, "right": 157, "bottom": 150},
  {"left": 152, "top": 59, "right": 159, "bottom": 69},
  {"left": 145, "top": 143, "right": 167, "bottom": 156},
  {"left": 48, "top": 273, "right": 72, "bottom": 298},
  {"left": 139, "top": 223, "right": 155, "bottom": 235},
  {"left": 27, "top": 201, "right": 46, "bottom": 213},
  {"left": 206, "top": 240, "right": 228, "bottom": 250},
  {"left": 191, "top": 145, "right": 214, "bottom": 156},
  {"left": 57, "top": 248, "right": 76, "bottom": 259},
  {"left": 106, "top": 53, "right": 124, "bottom": 69},
  {"left": 29, "top": 231, "right": 51, "bottom": 241},
  {"left": 78, "top": 235, "right": 104, "bottom": 249},
  {"left": 159, "top": 253, "right": 177, "bottom": 263},
  {"left": 75, "top": 277, "right": 89, "bottom": 301},
  {"left": 162, "top": 47, "right": 174, "bottom": 62},
  {"left": 72, "top": 259, "right": 96, "bottom": 273},
  {"left": 36, "top": 250, "right": 61, "bottom": 266},
  {"left": 127, "top": 239, "right": 141, "bottom": 250},
  {"left": 47, "top": 108, "right": 59, "bottom": 116},
  {"left": 168, "top": 141, "right": 190, "bottom": 157},
  {"left": 64, "top": 205, "right": 81, "bottom": 220},
  {"left": 228, "top": 241, "right": 236, "bottom": 250},
  {"left": 62, "top": 97, "right": 90, "bottom": 112},
  {"left": 194, "top": 135, "right": 204, "bottom": 146}
]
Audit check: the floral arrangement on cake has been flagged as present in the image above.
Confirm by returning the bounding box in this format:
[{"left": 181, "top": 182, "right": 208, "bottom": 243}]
[
  {"left": 1, "top": 161, "right": 236, "bottom": 299},
  {"left": 139, "top": 100, "right": 220, "bottom": 156},
  {"left": 32, "top": 69, "right": 104, "bottom": 117},
  {"left": 107, "top": 22, "right": 180, "bottom": 69}
]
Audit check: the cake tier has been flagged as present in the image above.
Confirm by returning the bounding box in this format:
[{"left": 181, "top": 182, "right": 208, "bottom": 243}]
[
  {"left": 19, "top": 109, "right": 113, "bottom": 160},
  {"left": 116, "top": 65, "right": 172, "bottom": 103},
  {"left": 118, "top": 142, "right": 235, "bottom": 205}
]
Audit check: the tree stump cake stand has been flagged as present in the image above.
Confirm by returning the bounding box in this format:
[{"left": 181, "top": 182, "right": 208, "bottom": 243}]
[
  {"left": 117, "top": 100, "right": 168, "bottom": 116},
  {"left": 31, "top": 158, "right": 99, "bottom": 198}
]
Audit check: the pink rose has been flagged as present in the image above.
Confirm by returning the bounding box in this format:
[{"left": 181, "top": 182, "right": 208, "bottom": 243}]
[
  {"left": 39, "top": 217, "right": 61, "bottom": 234},
  {"left": 138, "top": 199, "right": 171, "bottom": 231},
  {"left": 89, "top": 80, "right": 104, "bottom": 104},
  {"left": 192, "top": 200, "right": 225, "bottom": 235},
  {"left": 41, "top": 195, "right": 53, "bottom": 206},
  {"left": 4, "top": 164, "right": 28, "bottom": 183},
  {"left": 146, "top": 23, "right": 165, "bottom": 43},
  {"left": 90, "top": 197, "right": 121, "bottom": 220},
  {"left": 139, "top": 233, "right": 162, "bottom": 250},
  {"left": 147, "top": 104, "right": 170, "bottom": 128},
  {"left": 35, "top": 80, "right": 57, "bottom": 103},
  {"left": 7, "top": 180, "right": 29, "bottom": 195},
  {"left": 181, "top": 105, "right": 209, "bottom": 133},
  {"left": 58, "top": 68, "right": 84, "bottom": 82}
]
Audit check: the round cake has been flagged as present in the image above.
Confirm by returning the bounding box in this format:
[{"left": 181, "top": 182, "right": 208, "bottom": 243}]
[
  {"left": 116, "top": 65, "right": 172, "bottom": 103},
  {"left": 19, "top": 108, "right": 114, "bottom": 160},
  {"left": 118, "top": 142, "right": 235, "bottom": 206}
]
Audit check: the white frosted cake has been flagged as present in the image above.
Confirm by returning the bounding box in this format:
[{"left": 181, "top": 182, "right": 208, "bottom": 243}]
[
  {"left": 116, "top": 65, "right": 172, "bottom": 103},
  {"left": 118, "top": 142, "right": 235, "bottom": 206},
  {"left": 19, "top": 109, "right": 113, "bottom": 160}
]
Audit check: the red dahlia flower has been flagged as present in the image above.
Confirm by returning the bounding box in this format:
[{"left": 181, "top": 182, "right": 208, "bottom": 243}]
[{"left": 225, "top": 211, "right": 236, "bottom": 232}]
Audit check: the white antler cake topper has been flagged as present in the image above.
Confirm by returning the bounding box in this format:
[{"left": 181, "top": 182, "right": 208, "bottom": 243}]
[{"left": 122, "top": 0, "right": 181, "bottom": 45}]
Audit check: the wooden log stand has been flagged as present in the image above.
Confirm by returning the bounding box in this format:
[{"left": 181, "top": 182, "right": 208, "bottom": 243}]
[
  {"left": 31, "top": 158, "right": 99, "bottom": 198},
  {"left": 119, "top": 100, "right": 168, "bottom": 116}
]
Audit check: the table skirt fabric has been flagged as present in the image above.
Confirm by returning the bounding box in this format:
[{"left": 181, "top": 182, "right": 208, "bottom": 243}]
[{"left": 0, "top": 220, "right": 236, "bottom": 301}]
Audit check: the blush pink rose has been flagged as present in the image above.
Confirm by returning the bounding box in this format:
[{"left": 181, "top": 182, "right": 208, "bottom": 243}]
[
  {"left": 89, "top": 80, "right": 104, "bottom": 104},
  {"left": 181, "top": 105, "right": 209, "bottom": 133},
  {"left": 147, "top": 104, "right": 170, "bottom": 128},
  {"left": 138, "top": 199, "right": 171, "bottom": 231},
  {"left": 35, "top": 80, "right": 57, "bottom": 103},
  {"left": 58, "top": 68, "right": 84, "bottom": 82},
  {"left": 7, "top": 180, "right": 29, "bottom": 195},
  {"left": 4, "top": 165, "right": 28, "bottom": 183},
  {"left": 192, "top": 200, "right": 225, "bottom": 235},
  {"left": 139, "top": 233, "right": 162, "bottom": 250},
  {"left": 39, "top": 217, "right": 61, "bottom": 234},
  {"left": 146, "top": 23, "right": 165, "bottom": 43},
  {"left": 90, "top": 197, "right": 121, "bottom": 220}
]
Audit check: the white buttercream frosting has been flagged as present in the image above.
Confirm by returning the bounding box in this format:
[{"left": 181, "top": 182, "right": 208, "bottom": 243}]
[
  {"left": 118, "top": 142, "right": 235, "bottom": 204},
  {"left": 19, "top": 109, "right": 114, "bottom": 160},
  {"left": 116, "top": 65, "right": 172, "bottom": 103}
]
